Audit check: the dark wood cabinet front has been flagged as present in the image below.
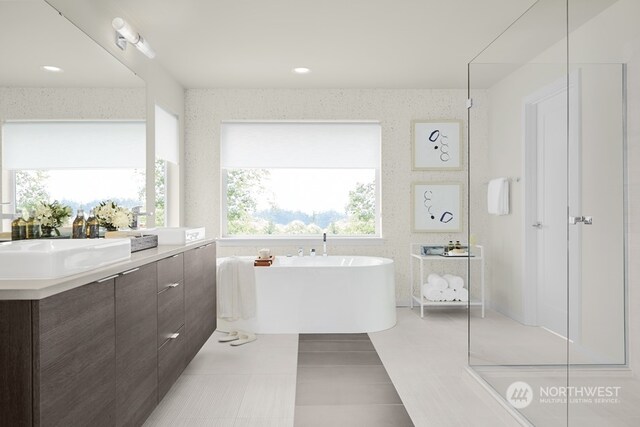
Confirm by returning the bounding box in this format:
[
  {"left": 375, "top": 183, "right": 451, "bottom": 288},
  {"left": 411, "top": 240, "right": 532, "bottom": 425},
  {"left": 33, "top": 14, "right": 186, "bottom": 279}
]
[
  {"left": 115, "top": 264, "right": 158, "bottom": 427},
  {"left": 184, "top": 243, "right": 217, "bottom": 362},
  {"left": 34, "top": 278, "right": 116, "bottom": 427},
  {"left": 0, "top": 242, "right": 217, "bottom": 427}
]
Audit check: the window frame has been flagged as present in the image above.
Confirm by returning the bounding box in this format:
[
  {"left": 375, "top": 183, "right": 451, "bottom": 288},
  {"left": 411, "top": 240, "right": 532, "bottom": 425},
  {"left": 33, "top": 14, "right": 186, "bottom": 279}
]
[{"left": 219, "top": 121, "right": 382, "bottom": 241}]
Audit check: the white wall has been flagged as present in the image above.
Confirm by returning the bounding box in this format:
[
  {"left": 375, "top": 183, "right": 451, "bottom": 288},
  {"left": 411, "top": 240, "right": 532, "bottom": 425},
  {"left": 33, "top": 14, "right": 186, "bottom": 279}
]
[{"left": 184, "top": 89, "right": 489, "bottom": 303}]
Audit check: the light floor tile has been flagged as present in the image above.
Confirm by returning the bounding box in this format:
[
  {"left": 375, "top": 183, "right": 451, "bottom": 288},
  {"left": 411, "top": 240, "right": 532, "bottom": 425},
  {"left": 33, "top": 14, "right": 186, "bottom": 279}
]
[
  {"left": 237, "top": 374, "right": 297, "bottom": 419},
  {"left": 234, "top": 417, "right": 294, "bottom": 427}
]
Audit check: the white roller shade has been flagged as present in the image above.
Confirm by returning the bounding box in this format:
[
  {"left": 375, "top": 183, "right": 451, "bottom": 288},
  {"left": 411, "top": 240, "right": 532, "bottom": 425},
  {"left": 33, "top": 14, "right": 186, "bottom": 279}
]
[
  {"left": 2, "top": 121, "right": 145, "bottom": 170},
  {"left": 155, "top": 105, "right": 179, "bottom": 164},
  {"left": 221, "top": 122, "right": 381, "bottom": 169}
]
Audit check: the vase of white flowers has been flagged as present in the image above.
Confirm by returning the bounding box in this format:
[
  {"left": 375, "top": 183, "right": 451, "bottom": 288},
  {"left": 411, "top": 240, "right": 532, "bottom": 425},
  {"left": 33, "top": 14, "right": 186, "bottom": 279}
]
[
  {"left": 94, "top": 201, "right": 132, "bottom": 232},
  {"left": 34, "top": 201, "right": 72, "bottom": 237}
]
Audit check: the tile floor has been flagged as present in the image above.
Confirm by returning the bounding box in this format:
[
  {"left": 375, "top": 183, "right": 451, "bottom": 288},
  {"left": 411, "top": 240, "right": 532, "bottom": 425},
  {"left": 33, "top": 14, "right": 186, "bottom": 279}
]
[
  {"left": 295, "top": 333, "right": 412, "bottom": 426},
  {"left": 144, "top": 308, "right": 520, "bottom": 427}
]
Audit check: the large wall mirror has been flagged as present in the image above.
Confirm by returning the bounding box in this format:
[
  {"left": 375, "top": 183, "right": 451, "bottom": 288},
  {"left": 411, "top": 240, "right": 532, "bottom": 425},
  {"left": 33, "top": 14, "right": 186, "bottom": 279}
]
[{"left": 0, "top": 0, "right": 148, "bottom": 233}]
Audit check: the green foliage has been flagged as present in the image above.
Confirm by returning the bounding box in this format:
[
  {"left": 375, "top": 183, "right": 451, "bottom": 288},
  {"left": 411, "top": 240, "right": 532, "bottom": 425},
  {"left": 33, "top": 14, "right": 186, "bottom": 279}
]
[
  {"left": 226, "top": 169, "right": 270, "bottom": 234},
  {"left": 16, "top": 170, "right": 50, "bottom": 213},
  {"left": 344, "top": 181, "right": 376, "bottom": 234}
]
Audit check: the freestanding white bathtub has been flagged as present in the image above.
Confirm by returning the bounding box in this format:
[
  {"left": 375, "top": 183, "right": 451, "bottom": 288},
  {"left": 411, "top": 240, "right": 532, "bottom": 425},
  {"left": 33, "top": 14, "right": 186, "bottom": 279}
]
[{"left": 217, "top": 255, "right": 396, "bottom": 334}]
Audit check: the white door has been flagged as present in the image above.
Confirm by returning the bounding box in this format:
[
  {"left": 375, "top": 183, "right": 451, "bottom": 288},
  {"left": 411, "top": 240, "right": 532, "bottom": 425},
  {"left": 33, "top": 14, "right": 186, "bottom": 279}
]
[{"left": 535, "top": 88, "right": 569, "bottom": 337}]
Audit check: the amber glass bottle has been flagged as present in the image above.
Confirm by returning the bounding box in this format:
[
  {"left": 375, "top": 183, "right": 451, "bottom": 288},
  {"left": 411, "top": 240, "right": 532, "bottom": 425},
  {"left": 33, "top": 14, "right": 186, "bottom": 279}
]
[
  {"left": 72, "top": 209, "right": 86, "bottom": 239},
  {"left": 85, "top": 209, "right": 99, "bottom": 239},
  {"left": 11, "top": 213, "right": 27, "bottom": 240},
  {"left": 26, "top": 210, "right": 41, "bottom": 239}
]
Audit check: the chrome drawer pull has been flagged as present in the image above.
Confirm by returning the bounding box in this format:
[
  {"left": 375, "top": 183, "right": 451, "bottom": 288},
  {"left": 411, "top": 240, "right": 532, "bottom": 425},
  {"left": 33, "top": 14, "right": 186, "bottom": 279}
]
[
  {"left": 168, "top": 282, "right": 180, "bottom": 288},
  {"left": 122, "top": 267, "right": 140, "bottom": 275},
  {"left": 171, "top": 254, "right": 180, "bottom": 258},
  {"left": 97, "top": 274, "right": 119, "bottom": 283},
  {"left": 169, "top": 333, "right": 180, "bottom": 339}
]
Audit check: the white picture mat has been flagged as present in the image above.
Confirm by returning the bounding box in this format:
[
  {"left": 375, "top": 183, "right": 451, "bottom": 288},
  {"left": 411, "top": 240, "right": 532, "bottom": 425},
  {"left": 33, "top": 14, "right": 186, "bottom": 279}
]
[
  {"left": 412, "top": 183, "right": 461, "bottom": 232},
  {"left": 413, "top": 121, "right": 462, "bottom": 170}
]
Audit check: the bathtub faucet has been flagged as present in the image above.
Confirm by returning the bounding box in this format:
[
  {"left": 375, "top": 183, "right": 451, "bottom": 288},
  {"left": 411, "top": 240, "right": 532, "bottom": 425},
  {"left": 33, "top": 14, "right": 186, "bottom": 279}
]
[
  {"left": 297, "top": 247, "right": 304, "bottom": 257},
  {"left": 323, "top": 233, "right": 327, "bottom": 256}
]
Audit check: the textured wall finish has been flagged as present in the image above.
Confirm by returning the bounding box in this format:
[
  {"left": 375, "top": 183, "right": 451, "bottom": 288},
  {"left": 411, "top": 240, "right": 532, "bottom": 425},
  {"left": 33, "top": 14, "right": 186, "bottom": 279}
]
[
  {"left": 184, "top": 89, "right": 489, "bottom": 303},
  {"left": 0, "top": 87, "right": 145, "bottom": 121}
]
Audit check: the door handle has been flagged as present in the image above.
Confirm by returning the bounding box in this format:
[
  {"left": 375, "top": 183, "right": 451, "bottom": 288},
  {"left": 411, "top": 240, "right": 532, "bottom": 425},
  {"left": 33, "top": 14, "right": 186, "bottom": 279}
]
[
  {"left": 532, "top": 222, "right": 543, "bottom": 229},
  {"left": 583, "top": 216, "right": 593, "bottom": 225}
]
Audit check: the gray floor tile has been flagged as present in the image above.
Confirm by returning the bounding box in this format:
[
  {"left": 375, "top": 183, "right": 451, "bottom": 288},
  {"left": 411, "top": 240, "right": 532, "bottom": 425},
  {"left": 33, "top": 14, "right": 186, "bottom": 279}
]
[
  {"left": 297, "top": 366, "right": 391, "bottom": 385},
  {"left": 299, "top": 333, "right": 370, "bottom": 341},
  {"left": 296, "top": 382, "right": 402, "bottom": 405},
  {"left": 298, "top": 351, "right": 382, "bottom": 366},
  {"left": 298, "top": 340, "right": 375, "bottom": 352},
  {"left": 294, "top": 404, "right": 414, "bottom": 427}
]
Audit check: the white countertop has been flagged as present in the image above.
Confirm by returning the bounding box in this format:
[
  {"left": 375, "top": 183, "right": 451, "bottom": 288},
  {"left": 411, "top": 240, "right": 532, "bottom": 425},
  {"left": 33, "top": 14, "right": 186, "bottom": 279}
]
[{"left": 0, "top": 239, "right": 216, "bottom": 300}]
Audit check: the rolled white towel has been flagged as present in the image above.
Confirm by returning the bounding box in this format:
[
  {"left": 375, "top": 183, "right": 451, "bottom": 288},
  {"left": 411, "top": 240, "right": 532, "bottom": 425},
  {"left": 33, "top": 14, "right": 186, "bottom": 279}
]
[
  {"left": 443, "top": 274, "right": 464, "bottom": 291},
  {"left": 442, "top": 288, "right": 456, "bottom": 302},
  {"left": 456, "top": 288, "right": 469, "bottom": 302},
  {"left": 427, "top": 273, "right": 448, "bottom": 291},
  {"left": 425, "top": 287, "right": 444, "bottom": 302}
]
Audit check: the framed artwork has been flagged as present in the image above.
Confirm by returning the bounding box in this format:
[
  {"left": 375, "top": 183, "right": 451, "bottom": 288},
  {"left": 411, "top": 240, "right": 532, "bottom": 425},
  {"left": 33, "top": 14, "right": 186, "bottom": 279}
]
[
  {"left": 412, "top": 120, "right": 462, "bottom": 170},
  {"left": 412, "top": 182, "right": 462, "bottom": 232}
]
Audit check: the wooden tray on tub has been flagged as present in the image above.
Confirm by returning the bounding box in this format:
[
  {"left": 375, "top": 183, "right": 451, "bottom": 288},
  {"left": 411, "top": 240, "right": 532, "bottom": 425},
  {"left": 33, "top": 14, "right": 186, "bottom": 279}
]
[{"left": 254, "top": 256, "right": 275, "bottom": 267}]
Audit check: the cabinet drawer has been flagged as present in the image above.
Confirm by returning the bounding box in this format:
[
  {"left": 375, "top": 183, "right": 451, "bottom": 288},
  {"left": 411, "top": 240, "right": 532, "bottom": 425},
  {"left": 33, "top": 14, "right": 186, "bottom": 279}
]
[
  {"left": 157, "top": 254, "right": 184, "bottom": 293},
  {"left": 158, "top": 281, "right": 184, "bottom": 348},
  {"left": 158, "top": 325, "right": 185, "bottom": 400}
]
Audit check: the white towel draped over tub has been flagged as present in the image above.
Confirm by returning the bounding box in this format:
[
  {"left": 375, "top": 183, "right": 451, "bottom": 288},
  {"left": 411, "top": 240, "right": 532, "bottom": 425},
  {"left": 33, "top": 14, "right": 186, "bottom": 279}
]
[
  {"left": 487, "top": 177, "right": 509, "bottom": 215},
  {"left": 217, "top": 257, "right": 256, "bottom": 321}
]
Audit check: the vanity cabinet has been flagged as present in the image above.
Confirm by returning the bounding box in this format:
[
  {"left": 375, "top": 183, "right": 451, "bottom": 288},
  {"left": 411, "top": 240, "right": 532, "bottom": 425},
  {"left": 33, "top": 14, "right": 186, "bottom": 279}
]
[
  {"left": 184, "top": 243, "right": 217, "bottom": 362},
  {"left": 115, "top": 264, "right": 158, "bottom": 427},
  {"left": 0, "top": 242, "right": 217, "bottom": 427},
  {"left": 35, "top": 278, "right": 116, "bottom": 427},
  {"left": 157, "top": 254, "right": 185, "bottom": 400}
]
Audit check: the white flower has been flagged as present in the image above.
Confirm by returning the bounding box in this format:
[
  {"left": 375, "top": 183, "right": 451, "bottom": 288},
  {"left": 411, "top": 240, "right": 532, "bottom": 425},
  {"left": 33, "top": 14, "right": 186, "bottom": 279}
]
[{"left": 112, "top": 210, "right": 132, "bottom": 229}]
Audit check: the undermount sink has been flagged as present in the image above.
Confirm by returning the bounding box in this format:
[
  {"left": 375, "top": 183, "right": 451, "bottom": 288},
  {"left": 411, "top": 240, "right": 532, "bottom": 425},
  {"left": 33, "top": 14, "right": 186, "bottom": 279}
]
[
  {"left": 0, "top": 239, "right": 131, "bottom": 280},
  {"left": 144, "top": 227, "right": 205, "bottom": 245}
]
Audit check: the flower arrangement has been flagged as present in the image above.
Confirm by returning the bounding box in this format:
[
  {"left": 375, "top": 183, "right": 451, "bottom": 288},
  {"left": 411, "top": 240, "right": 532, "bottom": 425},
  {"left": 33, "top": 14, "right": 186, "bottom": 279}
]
[
  {"left": 34, "top": 201, "right": 72, "bottom": 236},
  {"left": 94, "top": 200, "right": 132, "bottom": 231}
]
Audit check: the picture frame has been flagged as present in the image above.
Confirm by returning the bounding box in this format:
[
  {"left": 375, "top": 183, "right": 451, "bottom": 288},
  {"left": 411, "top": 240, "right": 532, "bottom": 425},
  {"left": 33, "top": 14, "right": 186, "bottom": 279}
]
[
  {"left": 412, "top": 120, "right": 462, "bottom": 170},
  {"left": 412, "top": 182, "right": 462, "bottom": 232}
]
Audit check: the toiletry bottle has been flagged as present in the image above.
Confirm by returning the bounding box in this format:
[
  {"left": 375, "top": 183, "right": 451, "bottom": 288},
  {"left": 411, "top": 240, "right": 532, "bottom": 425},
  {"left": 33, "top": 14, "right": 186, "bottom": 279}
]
[
  {"left": 11, "top": 213, "right": 27, "bottom": 240},
  {"left": 72, "top": 208, "right": 86, "bottom": 239},
  {"left": 26, "top": 210, "right": 40, "bottom": 239},
  {"left": 455, "top": 240, "right": 462, "bottom": 250},
  {"left": 447, "top": 240, "right": 454, "bottom": 253},
  {"left": 86, "top": 209, "right": 99, "bottom": 239}
]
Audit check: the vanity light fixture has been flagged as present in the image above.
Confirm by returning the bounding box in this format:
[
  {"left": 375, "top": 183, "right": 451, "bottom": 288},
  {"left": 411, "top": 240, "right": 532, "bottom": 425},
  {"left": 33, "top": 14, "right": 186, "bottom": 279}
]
[
  {"left": 112, "top": 17, "right": 156, "bottom": 59},
  {"left": 41, "top": 65, "right": 63, "bottom": 73},
  {"left": 292, "top": 67, "right": 311, "bottom": 74}
]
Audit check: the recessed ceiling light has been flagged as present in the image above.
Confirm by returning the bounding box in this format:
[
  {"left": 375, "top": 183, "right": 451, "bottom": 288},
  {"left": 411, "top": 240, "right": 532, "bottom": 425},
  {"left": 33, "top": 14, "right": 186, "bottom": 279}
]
[
  {"left": 41, "top": 65, "right": 64, "bottom": 73},
  {"left": 292, "top": 67, "right": 311, "bottom": 74}
]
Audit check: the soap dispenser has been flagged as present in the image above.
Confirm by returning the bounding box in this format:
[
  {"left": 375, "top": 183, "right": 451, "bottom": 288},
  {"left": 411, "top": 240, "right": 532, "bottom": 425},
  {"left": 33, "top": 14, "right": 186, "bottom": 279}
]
[
  {"left": 11, "top": 212, "right": 27, "bottom": 240},
  {"left": 72, "top": 208, "right": 86, "bottom": 239},
  {"left": 85, "top": 209, "right": 99, "bottom": 239},
  {"left": 26, "top": 210, "right": 40, "bottom": 239}
]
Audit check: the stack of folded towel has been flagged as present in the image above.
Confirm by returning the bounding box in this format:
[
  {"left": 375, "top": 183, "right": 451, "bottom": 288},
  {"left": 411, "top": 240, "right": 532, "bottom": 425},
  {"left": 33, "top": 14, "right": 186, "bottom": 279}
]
[{"left": 421, "top": 273, "right": 469, "bottom": 302}]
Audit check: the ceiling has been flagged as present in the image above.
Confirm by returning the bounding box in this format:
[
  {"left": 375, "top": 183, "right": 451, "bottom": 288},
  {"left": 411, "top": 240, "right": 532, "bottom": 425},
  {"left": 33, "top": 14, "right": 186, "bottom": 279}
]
[
  {"left": 0, "top": 0, "right": 142, "bottom": 87},
  {"left": 106, "top": 0, "right": 538, "bottom": 89}
]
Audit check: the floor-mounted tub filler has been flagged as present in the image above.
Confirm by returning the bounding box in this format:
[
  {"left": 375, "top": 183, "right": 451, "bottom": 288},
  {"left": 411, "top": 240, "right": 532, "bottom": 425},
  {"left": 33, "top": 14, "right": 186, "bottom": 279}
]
[{"left": 217, "top": 255, "right": 396, "bottom": 334}]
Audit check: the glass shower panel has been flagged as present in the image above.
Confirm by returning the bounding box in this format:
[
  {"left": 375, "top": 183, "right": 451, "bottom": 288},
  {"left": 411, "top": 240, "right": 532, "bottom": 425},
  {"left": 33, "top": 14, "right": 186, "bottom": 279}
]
[
  {"left": 468, "top": 0, "right": 570, "bottom": 425},
  {"left": 567, "top": 0, "right": 634, "bottom": 424}
]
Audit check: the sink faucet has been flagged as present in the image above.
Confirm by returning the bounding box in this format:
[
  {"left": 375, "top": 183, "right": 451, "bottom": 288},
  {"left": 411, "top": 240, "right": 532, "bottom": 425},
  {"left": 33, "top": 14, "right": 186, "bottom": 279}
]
[
  {"left": 323, "top": 232, "right": 327, "bottom": 256},
  {"left": 131, "top": 206, "right": 153, "bottom": 229},
  {"left": 297, "top": 247, "right": 304, "bottom": 257}
]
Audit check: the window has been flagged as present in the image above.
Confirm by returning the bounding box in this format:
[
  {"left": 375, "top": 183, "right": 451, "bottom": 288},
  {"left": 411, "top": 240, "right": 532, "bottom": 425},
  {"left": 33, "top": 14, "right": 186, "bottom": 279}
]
[
  {"left": 155, "top": 105, "right": 180, "bottom": 227},
  {"left": 221, "top": 121, "right": 381, "bottom": 237},
  {"left": 2, "top": 121, "right": 145, "bottom": 226}
]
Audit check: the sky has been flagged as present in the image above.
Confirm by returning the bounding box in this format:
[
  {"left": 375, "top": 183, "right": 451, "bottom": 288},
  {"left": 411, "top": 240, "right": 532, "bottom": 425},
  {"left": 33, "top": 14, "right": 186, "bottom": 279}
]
[{"left": 254, "top": 169, "right": 374, "bottom": 214}]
